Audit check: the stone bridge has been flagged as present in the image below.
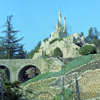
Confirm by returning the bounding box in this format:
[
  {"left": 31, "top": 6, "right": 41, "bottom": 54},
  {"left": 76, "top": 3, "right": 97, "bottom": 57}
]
[{"left": 0, "top": 58, "right": 63, "bottom": 82}]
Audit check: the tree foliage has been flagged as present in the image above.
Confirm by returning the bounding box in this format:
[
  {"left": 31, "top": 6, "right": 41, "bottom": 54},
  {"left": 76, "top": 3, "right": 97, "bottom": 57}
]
[
  {"left": 79, "top": 45, "right": 97, "bottom": 55},
  {"left": 26, "top": 41, "right": 41, "bottom": 59},
  {"left": 42, "top": 51, "right": 49, "bottom": 58},
  {"left": 43, "top": 37, "right": 49, "bottom": 43},
  {"left": 85, "top": 27, "right": 100, "bottom": 45},
  {"left": 79, "top": 32, "right": 84, "bottom": 37},
  {"left": 16, "top": 45, "right": 27, "bottom": 59},
  {"left": 0, "top": 68, "right": 22, "bottom": 100},
  {"left": 51, "top": 47, "right": 63, "bottom": 57},
  {"left": 0, "top": 15, "right": 26, "bottom": 59},
  {"left": 84, "top": 27, "right": 100, "bottom": 53},
  {"left": 49, "top": 38, "right": 63, "bottom": 44}
]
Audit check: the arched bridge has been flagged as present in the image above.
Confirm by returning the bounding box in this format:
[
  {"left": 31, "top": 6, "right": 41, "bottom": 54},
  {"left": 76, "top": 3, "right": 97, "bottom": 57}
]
[{"left": 0, "top": 58, "right": 63, "bottom": 82}]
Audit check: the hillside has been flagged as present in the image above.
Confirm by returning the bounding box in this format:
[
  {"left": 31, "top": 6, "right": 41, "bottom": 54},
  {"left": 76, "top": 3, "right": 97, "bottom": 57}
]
[
  {"left": 19, "top": 53, "right": 100, "bottom": 100},
  {"left": 18, "top": 9, "right": 100, "bottom": 100},
  {"left": 70, "top": 69, "right": 100, "bottom": 100},
  {"left": 32, "top": 10, "right": 89, "bottom": 59}
]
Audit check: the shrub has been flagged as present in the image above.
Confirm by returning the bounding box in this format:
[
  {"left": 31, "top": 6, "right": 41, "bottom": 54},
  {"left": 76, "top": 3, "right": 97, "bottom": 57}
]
[
  {"left": 43, "top": 37, "right": 49, "bottom": 43},
  {"left": 26, "top": 41, "right": 41, "bottom": 59},
  {"left": 51, "top": 47, "right": 63, "bottom": 57},
  {"left": 42, "top": 51, "right": 49, "bottom": 58},
  {"left": 79, "top": 45, "right": 97, "bottom": 55},
  {"left": 0, "top": 68, "right": 23, "bottom": 100},
  {"left": 26, "top": 49, "right": 35, "bottom": 59},
  {"left": 52, "top": 88, "right": 73, "bottom": 100},
  {"left": 49, "top": 38, "right": 63, "bottom": 44},
  {"left": 34, "top": 46, "right": 40, "bottom": 53}
]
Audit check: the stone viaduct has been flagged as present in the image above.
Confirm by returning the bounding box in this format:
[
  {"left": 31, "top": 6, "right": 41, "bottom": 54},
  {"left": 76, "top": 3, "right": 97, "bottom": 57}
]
[{"left": 0, "top": 57, "right": 63, "bottom": 82}]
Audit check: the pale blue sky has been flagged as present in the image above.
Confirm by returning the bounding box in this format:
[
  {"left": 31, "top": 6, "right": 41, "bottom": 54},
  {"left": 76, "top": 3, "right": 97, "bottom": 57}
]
[{"left": 0, "top": 0, "right": 100, "bottom": 53}]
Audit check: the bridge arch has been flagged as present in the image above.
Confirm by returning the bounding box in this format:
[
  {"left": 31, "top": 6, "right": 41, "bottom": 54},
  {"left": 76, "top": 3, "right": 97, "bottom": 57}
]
[
  {"left": 0, "top": 65, "right": 10, "bottom": 81},
  {"left": 18, "top": 65, "right": 41, "bottom": 82}
]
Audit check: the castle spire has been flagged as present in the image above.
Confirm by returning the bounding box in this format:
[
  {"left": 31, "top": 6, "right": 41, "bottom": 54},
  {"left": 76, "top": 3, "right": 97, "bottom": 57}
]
[
  {"left": 58, "top": 7, "right": 61, "bottom": 23},
  {"left": 63, "top": 15, "right": 66, "bottom": 32}
]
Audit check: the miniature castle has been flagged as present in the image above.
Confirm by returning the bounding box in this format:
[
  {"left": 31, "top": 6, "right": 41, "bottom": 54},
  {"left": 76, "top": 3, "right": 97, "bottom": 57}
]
[
  {"left": 50, "top": 9, "right": 67, "bottom": 41},
  {"left": 33, "top": 10, "right": 88, "bottom": 59}
]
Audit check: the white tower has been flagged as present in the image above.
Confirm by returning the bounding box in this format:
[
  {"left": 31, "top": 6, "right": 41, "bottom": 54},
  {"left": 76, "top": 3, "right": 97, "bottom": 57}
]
[
  {"left": 63, "top": 15, "right": 66, "bottom": 32},
  {"left": 58, "top": 9, "right": 61, "bottom": 24}
]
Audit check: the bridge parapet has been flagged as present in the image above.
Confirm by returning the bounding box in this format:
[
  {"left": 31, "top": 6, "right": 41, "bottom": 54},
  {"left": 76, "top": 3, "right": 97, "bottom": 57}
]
[{"left": 0, "top": 58, "right": 63, "bottom": 82}]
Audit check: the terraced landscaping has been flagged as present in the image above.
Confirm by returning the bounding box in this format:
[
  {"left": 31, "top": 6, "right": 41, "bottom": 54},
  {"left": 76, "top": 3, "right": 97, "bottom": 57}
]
[
  {"left": 69, "top": 69, "right": 100, "bottom": 100},
  {"left": 21, "top": 77, "right": 59, "bottom": 99},
  {"left": 20, "top": 53, "right": 100, "bottom": 100}
]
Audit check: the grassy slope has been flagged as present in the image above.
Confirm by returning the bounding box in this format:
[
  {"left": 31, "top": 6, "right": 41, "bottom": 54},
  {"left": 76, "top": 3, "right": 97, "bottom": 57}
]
[
  {"left": 22, "top": 54, "right": 93, "bottom": 85},
  {"left": 21, "top": 53, "right": 100, "bottom": 99}
]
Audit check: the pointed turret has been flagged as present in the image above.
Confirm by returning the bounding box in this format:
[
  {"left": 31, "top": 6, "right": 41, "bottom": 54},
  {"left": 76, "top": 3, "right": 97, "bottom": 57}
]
[
  {"left": 63, "top": 15, "right": 66, "bottom": 32},
  {"left": 58, "top": 8, "right": 61, "bottom": 24}
]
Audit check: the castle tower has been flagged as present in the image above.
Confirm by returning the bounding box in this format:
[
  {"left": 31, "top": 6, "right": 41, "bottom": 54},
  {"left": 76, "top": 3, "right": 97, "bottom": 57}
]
[
  {"left": 58, "top": 9, "right": 61, "bottom": 24},
  {"left": 50, "top": 9, "right": 67, "bottom": 40},
  {"left": 63, "top": 15, "right": 66, "bottom": 32}
]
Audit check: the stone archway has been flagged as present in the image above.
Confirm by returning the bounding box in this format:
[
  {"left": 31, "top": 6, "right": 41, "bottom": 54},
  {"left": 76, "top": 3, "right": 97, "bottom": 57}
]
[
  {"left": 0, "top": 65, "right": 10, "bottom": 81},
  {"left": 18, "top": 65, "right": 41, "bottom": 82}
]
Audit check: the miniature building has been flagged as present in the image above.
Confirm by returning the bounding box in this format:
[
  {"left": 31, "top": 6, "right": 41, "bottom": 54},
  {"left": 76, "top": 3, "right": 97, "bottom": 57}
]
[{"left": 50, "top": 9, "right": 67, "bottom": 40}]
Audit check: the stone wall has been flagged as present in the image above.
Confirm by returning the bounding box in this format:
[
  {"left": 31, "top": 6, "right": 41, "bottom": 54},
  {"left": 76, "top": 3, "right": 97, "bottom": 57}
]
[
  {"left": 0, "top": 58, "right": 63, "bottom": 82},
  {"left": 64, "top": 59, "right": 100, "bottom": 76}
]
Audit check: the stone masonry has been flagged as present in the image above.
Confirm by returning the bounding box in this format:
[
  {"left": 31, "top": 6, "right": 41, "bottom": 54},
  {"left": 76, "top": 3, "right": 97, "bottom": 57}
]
[{"left": 0, "top": 58, "right": 63, "bottom": 82}]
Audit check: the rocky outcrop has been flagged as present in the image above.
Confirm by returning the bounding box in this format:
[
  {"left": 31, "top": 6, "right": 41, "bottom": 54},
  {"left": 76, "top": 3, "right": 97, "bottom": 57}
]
[
  {"left": 83, "top": 43, "right": 95, "bottom": 47},
  {"left": 32, "top": 10, "right": 96, "bottom": 59},
  {"left": 33, "top": 32, "right": 85, "bottom": 59}
]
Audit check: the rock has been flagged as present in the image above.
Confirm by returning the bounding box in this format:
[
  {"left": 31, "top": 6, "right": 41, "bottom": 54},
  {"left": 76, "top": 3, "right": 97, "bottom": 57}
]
[
  {"left": 32, "top": 34, "right": 82, "bottom": 59},
  {"left": 83, "top": 43, "right": 95, "bottom": 47},
  {"left": 32, "top": 11, "right": 88, "bottom": 59}
]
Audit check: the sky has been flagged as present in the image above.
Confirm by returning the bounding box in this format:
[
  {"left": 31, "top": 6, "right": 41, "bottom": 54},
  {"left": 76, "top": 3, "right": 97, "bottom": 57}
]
[{"left": 0, "top": 0, "right": 100, "bottom": 53}]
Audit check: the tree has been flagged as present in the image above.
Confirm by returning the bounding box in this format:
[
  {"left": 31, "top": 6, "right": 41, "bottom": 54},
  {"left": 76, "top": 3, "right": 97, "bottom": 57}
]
[
  {"left": 85, "top": 27, "right": 100, "bottom": 43},
  {"left": 16, "top": 45, "right": 27, "bottom": 59},
  {"left": 79, "top": 32, "right": 84, "bottom": 37},
  {"left": 37, "top": 41, "right": 41, "bottom": 47},
  {"left": 84, "top": 27, "right": 100, "bottom": 53},
  {"left": 0, "top": 15, "right": 25, "bottom": 59},
  {"left": 26, "top": 49, "right": 35, "bottom": 59},
  {"left": 0, "top": 68, "right": 22, "bottom": 100},
  {"left": 26, "top": 41, "right": 41, "bottom": 59},
  {"left": 51, "top": 47, "right": 63, "bottom": 57}
]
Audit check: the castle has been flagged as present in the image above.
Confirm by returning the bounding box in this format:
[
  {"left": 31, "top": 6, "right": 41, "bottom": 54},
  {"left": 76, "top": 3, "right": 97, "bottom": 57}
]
[
  {"left": 32, "top": 10, "right": 89, "bottom": 59},
  {"left": 50, "top": 9, "right": 67, "bottom": 41},
  {"left": 48, "top": 9, "right": 85, "bottom": 46}
]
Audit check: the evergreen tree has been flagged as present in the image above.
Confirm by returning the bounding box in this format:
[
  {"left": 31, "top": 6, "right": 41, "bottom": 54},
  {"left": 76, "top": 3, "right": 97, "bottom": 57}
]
[
  {"left": 79, "top": 32, "right": 84, "bottom": 37},
  {"left": 26, "top": 49, "right": 35, "bottom": 59},
  {"left": 16, "top": 45, "right": 27, "bottom": 59},
  {"left": 26, "top": 41, "right": 41, "bottom": 59},
  {"left": 0, "top": 15, "right": 25, "bottom": 59},
  {"left": 37, "top": 41, "right": 41, "bottom": 47},
  {"left": 84, "top": 27, "right": 100, "bottom": 53},
  {"left": 0, "top": 68, "right": 22, "bottom": 100}
]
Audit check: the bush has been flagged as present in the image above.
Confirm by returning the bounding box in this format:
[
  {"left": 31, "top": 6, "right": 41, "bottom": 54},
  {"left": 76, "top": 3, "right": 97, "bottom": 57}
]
[
  {"left": 26, "top": 49, "right": 35, "bottom": 59},
  {"left": 42, "top": 51, "right": 49, "bottom": 58},
  {"left": 26, "top": 41, "right": 41, "bottom": 59},
  {"left": 51, "top": 47, "right": 63, "bottom": 57},
  {"left": 52, "top": 88, "right": 73, "bottom": 100},
  {"left": 0, "top": 68, "right": 23, "bottom": 100},
  {"left": 43, "top": 37, "right": 49, "bottom": 43},
  {"left": 49, "top": 38, "right": 63, "bottom": 44},
  {"left": 79, "top": 45, "right": 97, "bottom": 55}
]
